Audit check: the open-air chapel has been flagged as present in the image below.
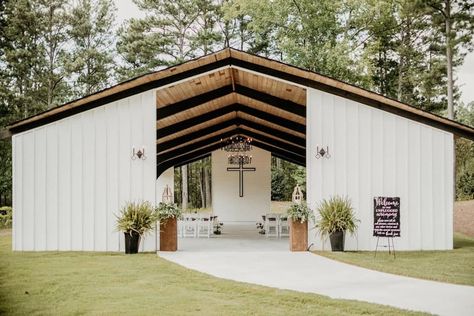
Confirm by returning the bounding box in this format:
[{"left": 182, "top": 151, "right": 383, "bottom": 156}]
[{"left": 6, "top": 48, "right": 474, "bottom": 252}]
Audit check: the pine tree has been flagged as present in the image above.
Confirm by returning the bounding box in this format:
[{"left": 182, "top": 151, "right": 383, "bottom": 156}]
[
  {"left": 66, "top": 0, "right": 116, "bottom": 97},
  {"left": 38, "top": 0, "right": 70, "bottom": 109},
  {"left": 116, "top": 0, "right": 227, "bottom": 81},
  {"left": 1, "top": 0, "right": 48, "bottom": 119},
  {"left": 425, "top": 0, "right": 474, "bottom": 119}
]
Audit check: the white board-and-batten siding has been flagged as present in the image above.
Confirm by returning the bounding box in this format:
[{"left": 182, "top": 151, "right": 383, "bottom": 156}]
[
  {"left": 12, "top": 90, "right": 157, "bottom": 251},
  {"left": 306, "top": 88, "right": 454, "bottom": 251}
]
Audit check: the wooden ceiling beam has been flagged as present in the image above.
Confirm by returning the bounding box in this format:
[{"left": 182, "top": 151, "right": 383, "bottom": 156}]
[
  {"left": 239, "top": 128, "right": 306, "bottom": 157},
  {"left": 156, "top": 116, "right": 306, "bottom": 153},
  {"left": 156, "top": 85, "right": 233, "bottom": 119},
  {"left": 156, "top": 85, "right": 305, "bottom": 120},
  {"left": 250, "top": 139, "right": 306, "bottom": 166},
  {"left": 157, "top": 143, "right": 223, "bottom": 177},
  {"left": 156, "top": 103, "right": 305, "bottom": 139},
  {"left": 235, "top": 84, "right": 305, "bottom": 117},
  {"left": 157, "top": 130, "right": 237, "bottom": 164},
  {"left": 156, "top": 133, "right": 305, "bottom": 177}
]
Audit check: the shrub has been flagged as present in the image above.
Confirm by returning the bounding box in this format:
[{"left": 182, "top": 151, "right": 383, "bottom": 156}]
[
  {"left": 156, "top": 202, "right": 182, "bottom": 222},
  {"left": 315, "top": 196, "right": 359, "bottom": 236},
  {"left": 456, "top": 171, "right": 474, "bottom": 200},
  {"left": 0, "top": 206, "right": 12, "bottom": 229},
  {"left": 116, "top": 201, "right": 157, "bottom": 236},
  {"left": 286, "top": 203, "right": 314, "bottom": 223}
]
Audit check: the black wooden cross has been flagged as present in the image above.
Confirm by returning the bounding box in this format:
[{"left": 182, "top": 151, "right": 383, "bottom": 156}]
[{"left": 227, "top": 162, "right": 256, "bottom": 197}]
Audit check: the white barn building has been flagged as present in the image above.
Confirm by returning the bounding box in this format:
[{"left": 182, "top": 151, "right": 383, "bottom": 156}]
[{"left": 4, "top": 49, "right": 474, "bottom": 252}]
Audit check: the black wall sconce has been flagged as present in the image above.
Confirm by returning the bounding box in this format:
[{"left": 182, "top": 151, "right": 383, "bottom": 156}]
[
  {"left": 315, "top": 146, "right": 330, "bottom": 159},
  {"left": 132, "top": 146, "right": 147, "bottom": 160}
]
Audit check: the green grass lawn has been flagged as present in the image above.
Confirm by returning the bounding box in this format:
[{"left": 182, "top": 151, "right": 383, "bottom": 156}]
[
  {"left": 317, "top": 233, "right": 474, "bottom": 286},
  {"left": 0, "top": 230, "right": 423, "bottom": 315}
]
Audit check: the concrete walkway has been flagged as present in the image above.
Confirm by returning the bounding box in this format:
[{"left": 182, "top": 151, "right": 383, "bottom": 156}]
[{"left": 159, "top": 224, "right": 474, "bottom": 316}]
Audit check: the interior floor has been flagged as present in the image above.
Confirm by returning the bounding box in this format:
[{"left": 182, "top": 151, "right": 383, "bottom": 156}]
[{"left": 175, "top": 223, "right": 288, "bottom": 252}]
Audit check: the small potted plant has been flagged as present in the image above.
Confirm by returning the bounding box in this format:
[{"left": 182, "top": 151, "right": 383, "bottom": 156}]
[
  {"left": 286, "top": 203, "right": 314, "bottom": 251},
  {"left": 116, "top": 201, "right": 157, "bottom": 254},
  {"left": 315, "top": 196, "right": 359, "bottom": 251},
  {"left": 156, "top": 202, "right": 182, "bottom": 251}
]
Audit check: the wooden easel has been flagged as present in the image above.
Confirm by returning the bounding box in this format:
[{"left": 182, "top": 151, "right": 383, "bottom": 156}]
[{"left": 374, "top": 236, "right": 396, "bottom": 259}]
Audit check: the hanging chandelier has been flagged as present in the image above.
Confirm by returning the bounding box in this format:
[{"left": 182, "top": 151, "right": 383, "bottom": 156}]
[
  {"left": 221, "top": 136, "right": 252, "bottom": 152},
  {"left": 221, "top": 136, "right": 253, "bottom": 165},
  {"left": 228, "top": 154, "right": 253, "bottom": 165}
]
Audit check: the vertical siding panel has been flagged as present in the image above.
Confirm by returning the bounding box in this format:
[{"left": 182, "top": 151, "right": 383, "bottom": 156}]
[
  {"left": 118, "top": 99, "right": 131, "bottom": 252},
  {"left": 407, "top": 123, "right": 421, "bottom": 249},
  {"left": 334, "top": 98, "right": 347, "bottom": 195},
  {"left": 371, "top": 109, "right": 383, "bottom": 197},
  {"left": 322, "top": 92, "right": 335, "bottom": 200},
  {"left": 22, "top": 132, "right": 35, "bottom": 250},
  {"left": 58, "top": 122, "right": 72, "bottom": 250},
  {"left": 420, "top": 128, "right": 433, "bottom": 249},
  {"left": 313, "top": 90, "right": 323, "bottom": 208},
  {"left": 83, "top": 113, "right": 95, "bottom": 251},
  {"left": 306, "top": 89, "right": 317, "bottom": 247},
  {"left": 345, "top": 100, "right": 359, "bottom": 250},
  {"left": 432, "top": 131, "right": 444, "bottom": 248},
  {"left": 107, "top": 103, "right": 120, "bottom": 251},
  {"left": 370, "top": 109, "right": 383, "bottom": 250},
  {"left": 129, "top": 94, "right": 142, "bottom": 201},
  {"left": 34, "top": 128, "right": 47, "bottom": 250},
  {"left": 395, "top": 118, "right": 409, "bottom": 249},
  {"left": 446, "top": 134, "right": 454, "bottom": 249},
  {"left": 382, "top": 113, "right": 396, "bottom": 194},
  {"left": 13, "top": 136, "right": 22, "bottom": 250},
  {"left": 141, "top": 91, "right": 157, "bottom": 251},
  {"left": 71, "top": 117, "right": 83, "bottom": 250},
  {"left": 95, "top": 107, "right": 107, "bottom": 251},
  {"left": 46, "top": 126, "right": 58, "bottom": 250},
  {"left": 358, "top": 105, "right": 372, "bottom": 250}
]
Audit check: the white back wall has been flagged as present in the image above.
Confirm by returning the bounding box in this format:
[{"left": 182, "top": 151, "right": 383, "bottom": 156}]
[
  {"left": 212, "top": 147, "right": 271, "bottom": 222},
  {"left": 12, "top": 90, "right": 157, "bottom": 252},
  {"left": 306, "top": 88, "right": 454, "bottom": 251}
]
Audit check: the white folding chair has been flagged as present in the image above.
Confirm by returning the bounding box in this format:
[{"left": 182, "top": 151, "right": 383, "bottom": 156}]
[
  {"left": 197, "top": 214, "right": 212, "bottom": 238},
  {"left": 183, "top": 213, "right": 197, "bottom": 238},
  {"left": 177, "top": 215, "right": 184, "bottom": 238},
  {"left": 265, "top": 213, "right": 279, "bottom": 238},
  {"left": 279, "top": 215, "right": 289, "bottom": 238}
]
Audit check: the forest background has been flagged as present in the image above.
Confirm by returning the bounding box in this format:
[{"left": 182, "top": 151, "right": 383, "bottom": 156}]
[{"left": 0, "top": 0, "right": 473, "bottom": 209}]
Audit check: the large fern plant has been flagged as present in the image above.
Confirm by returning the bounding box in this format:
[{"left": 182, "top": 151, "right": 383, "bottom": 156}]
[
  {"left": 116, "top": 201, "right": 157, "bottom": 236},
  {"left": 315, "top": 196, "right": 359, "bottom": 236}
]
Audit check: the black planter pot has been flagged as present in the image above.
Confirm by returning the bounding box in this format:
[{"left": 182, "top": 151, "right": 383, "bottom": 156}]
[
  {"left": 329, "top": 230, "right": 345, "bottom": 251},
  {"left": 124, "top": 232, "right": 140, "bottom": 254}
]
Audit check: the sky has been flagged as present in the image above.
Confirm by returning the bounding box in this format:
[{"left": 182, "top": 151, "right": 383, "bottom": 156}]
[{"left": 114, "top": 0, "right": 474, "bottom": 105}]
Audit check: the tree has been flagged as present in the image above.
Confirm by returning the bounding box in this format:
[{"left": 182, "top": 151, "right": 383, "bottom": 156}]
[
  {"left": 38, "top": 0, "right": 70, "bottom": 109},
  {"left": 425, "top": 0, "right": 474, "bottom": 119},
  {"left": 455, "top": 101, "right": 474, "bottom": 200},
  {"left": 271, "top": 157, "right": 306, "bottom": 201},
  {"left": 66, "top": 0, "right": 116, "bottom": 97},
  {"left": 1, "top": 0, "right": 48, "bottom": 120},
  {"left": 116, "top": 0, "right": 215, "bottom": 81},
  {"left": 224, "top": 0, "right": 368, "bottom": 84}
]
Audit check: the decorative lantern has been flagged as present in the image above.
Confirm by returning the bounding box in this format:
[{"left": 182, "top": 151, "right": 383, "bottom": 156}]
[
  {"left": 292, "top": 184, "right": 303, "bottom": 204},
  {"left": 162, "top": 185, "right": 173, "bottom": 204}
]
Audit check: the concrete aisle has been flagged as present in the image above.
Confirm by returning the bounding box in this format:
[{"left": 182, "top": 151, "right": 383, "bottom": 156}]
[{"left": 159, "top": 225, "right": 474, "bottom": 316}]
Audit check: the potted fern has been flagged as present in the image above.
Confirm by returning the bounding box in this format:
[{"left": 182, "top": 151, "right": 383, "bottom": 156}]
[
  {"left": 156, "top": 202, "right": 182, "bottom": 251},
  {"left": 286, "top": 203, "right": 314, "bottom": 251},
  {"left": 315, "top": 196, "right": 359, "bottom": 251},
  {"left": 116, "top": 201, "right": 157, "bottom": 254}
]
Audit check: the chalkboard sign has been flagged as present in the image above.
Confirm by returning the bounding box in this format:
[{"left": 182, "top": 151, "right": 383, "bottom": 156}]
[{"left": 373, "top": 197, "right": 400, "bottom": 237}]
